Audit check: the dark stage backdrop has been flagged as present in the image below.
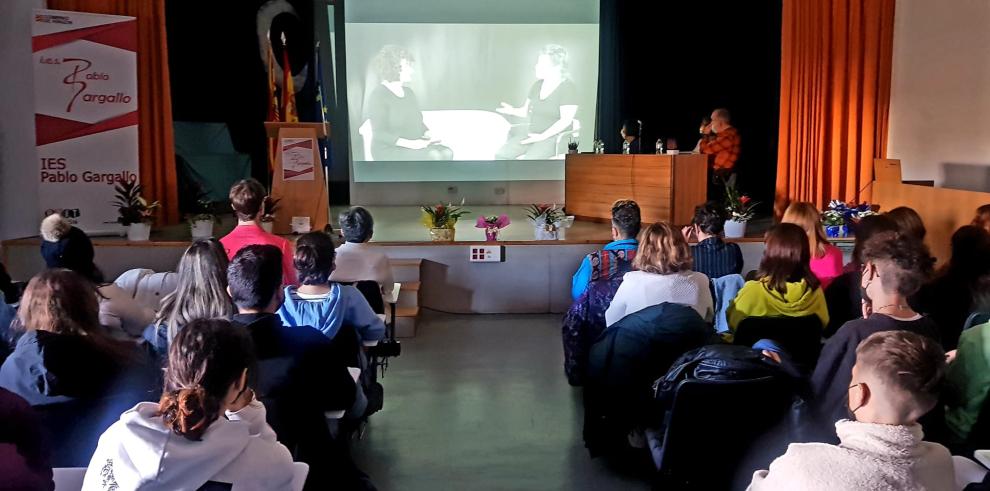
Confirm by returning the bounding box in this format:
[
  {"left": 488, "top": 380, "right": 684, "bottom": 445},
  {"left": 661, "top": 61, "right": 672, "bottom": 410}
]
[
  {"left": 597, "top": 0, "right": 782, "bottom": 210},
  {"left": 165, "top": 0, "right": 320, "bottom": 190}
]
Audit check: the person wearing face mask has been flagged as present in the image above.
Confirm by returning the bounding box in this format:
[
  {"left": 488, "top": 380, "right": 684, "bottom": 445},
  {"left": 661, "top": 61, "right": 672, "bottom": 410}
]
[
  {"left": 496, "top": 44, "right": 579, "bottom": 159},
  {"left": 808, "top": 232, "right": 940, "bottom": 443},
  {"left": 699, "top": 108, "right": 741, "bottom": 200},
  {"left": 366, "top": 45, "right": 452, "bottom": 161},
  {"left": 749, "top": 330, "right": 953, "bottom": 491}
]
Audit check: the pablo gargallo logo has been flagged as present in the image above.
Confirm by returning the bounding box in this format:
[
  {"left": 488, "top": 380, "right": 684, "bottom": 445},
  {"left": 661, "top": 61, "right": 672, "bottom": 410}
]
[{"left": 60, "top": 57, "right": 132, "bottom": 113}]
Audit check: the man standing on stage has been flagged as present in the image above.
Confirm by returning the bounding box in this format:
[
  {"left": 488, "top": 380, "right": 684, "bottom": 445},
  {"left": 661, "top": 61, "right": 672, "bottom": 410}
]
[{"left": 699, "top": 108, "right": 741, "bottom": 198}]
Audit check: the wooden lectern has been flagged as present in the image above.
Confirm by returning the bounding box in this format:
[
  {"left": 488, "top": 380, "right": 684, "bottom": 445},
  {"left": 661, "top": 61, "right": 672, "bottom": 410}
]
[
  {"left": 264, "top": 122, "right": 330, "bottom": 235},
  {"left": 564, "top": 153, "right": 708, "bottom": 225}
]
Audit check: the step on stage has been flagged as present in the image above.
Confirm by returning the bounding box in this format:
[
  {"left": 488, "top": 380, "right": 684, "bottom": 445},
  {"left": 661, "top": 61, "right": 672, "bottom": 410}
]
[{"left": 1, "top": 206, "right": 769, "bottom": 315}]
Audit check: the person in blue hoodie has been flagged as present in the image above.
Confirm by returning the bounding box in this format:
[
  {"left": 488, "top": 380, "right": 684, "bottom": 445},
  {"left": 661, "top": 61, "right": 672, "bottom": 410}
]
[{"left": 278, "top": 231, "right": 386, "bottom": 343}]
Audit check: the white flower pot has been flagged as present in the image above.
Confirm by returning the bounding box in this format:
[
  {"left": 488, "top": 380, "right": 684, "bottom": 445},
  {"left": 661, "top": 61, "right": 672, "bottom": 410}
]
[
  {"left": 190, "top": 220, "right": 214, "bottom": 239},
  {"left": 724, "top": 219, "right": 747, "bottom": 239},
  {"left": 127, "top": 222, "right": 152, "bottom": 241},
  {"left": 535, "top": 225, "right": 559, "bottom": 240},
  {"left": 260, "top": 221, "right": 274, "bottom": 234}
]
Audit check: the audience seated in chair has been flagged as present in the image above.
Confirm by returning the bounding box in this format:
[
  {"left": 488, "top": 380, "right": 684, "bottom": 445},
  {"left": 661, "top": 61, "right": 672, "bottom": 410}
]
[
  {"left": 0, "top": 269, "right": 156, "bottom": 466},
  {"left": 726, "top": 223, "right": 828, "bottom": 336},
  {"left": 142, "top": 239, "right": 234, "bottom": 357},
  {"left": 605, "top": 221, "right": 713, "bottom": 326},
  {"left": 562, "top": 264, "right": 636, "bottom": 386},
  {"left": 40, "top": 214, "right": 154, "bottom": 339},
  {"left": 571, "top": 199, "right": 641, "bottom": 301},
  {"left": 227, "top": 245, "right": 371, "bottom": 490},
  {"left": 682, "top": 201, "right": 744, "bottom": 280},
  {"left": 219, "top": 178, "right": 297, "bottom": 285},
  {"left": 782, "top": 202, "right": 843, "bottom": 289},
  {"left": 945, "top": 318, "right": 990, "bottom": 444},
  {"left": 810, "top": 232, "right": 939, "bottom": 442},
  {"left": 331, "top": 206, "right": 395, "bottom": 300},
  {"left": 584, "top": 303, "right": 710, "bottom": 456},
  {"left": 886, "top": 206, "right": 927, "bottom": 244},
  {"left": 750, "top": 330, "right": 953, "bottom": 491},
  {"left": 279, "top": 232, "right": 386, "bottom": 343},
  {"left": 0, "top": 387, "right": 53, "bottom": 490},
  {"left": 823, "top": 215, "right": 899, "bottom": 337},
  {"left": 84, "top": 319, "right": 295, "bottom": 490},
  {"left": 912, "top": 225, "right": 990, "bottom": 350}
]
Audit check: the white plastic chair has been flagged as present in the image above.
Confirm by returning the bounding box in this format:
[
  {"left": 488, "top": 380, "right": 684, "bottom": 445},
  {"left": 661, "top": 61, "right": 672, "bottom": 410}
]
[
  {"left": 957, "top": 455, "right": 989, "bottom": 490},
  {"left": 291, "top": 462, "right": 310, "bottom": 491},
  {"left": 53, "top": 467, "right": 86, "bottom": 491}
]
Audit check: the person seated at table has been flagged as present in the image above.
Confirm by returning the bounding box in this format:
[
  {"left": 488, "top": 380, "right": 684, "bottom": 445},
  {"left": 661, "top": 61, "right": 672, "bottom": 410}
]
[
  {"left": 619, "top": 119, "right": 642, "bottom": 154},
  {"left": 571, "top": 199, "right": 641, "bottom": 301},
  {"left": 219, "top": 179, "right": 297, "bottom": 285},
  {"left": 811, "top": 232, "right": 939, "bottom": 441},
  {"left": 605, "top": 222, "right": 713, "bottom": 326},
  {"left": 782, "top": 202, "right": 843, "bottom": 289},
  {"left": 143, "top": 239, "right": 234, "bottom": 357},
  {"left": 83, "top": 318, "right": 295, "bottom": 490},
  {"left": 279, "top": 231, "right": 386, "bottom": 343},
  {"left": 40, "top": 213, "right": 154, "bottom": 339},
  {"left": 330, "top": 206, "right": 395, "bottom": 300},
  {"left": 682, "top": 201, "right": 744, "bottom": 280},
  {"left": 749, "top": 330, "right": 952, "bottom": 491},
  {"left": 726, "top": 223, "right": 828, "bottom": 334}
]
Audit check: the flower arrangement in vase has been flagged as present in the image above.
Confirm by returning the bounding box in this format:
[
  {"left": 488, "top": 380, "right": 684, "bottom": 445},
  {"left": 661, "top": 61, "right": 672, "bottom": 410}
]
[
  {"left": 475, "top": 214, "right": 511, "bottom": 241},
  {"left": 421, "top": 202, "right": 470, "bottom": 241},
  {"left": 824, "top": 200, "right": 876, "bottom": 237},
  {"left": 112, "top": 178, "right": 160, "bottom": 241},
  {"left": 525, "top": 204, "right": 571, "bottom": 240},
  {"left": 723, "top": 181, "right": 758, "bottom": 238},
  {"left": 260, "top": 196, "right": 280, "bottom": 233}
]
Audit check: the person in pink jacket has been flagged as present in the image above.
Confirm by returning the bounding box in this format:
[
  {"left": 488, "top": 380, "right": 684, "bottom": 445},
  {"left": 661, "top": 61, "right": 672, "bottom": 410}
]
[
  {"left": 782, "top": 202, "right": 843, "bottom": 289},
  {"left": 749, "top": 330, "right": 953, "bottom": 491}
]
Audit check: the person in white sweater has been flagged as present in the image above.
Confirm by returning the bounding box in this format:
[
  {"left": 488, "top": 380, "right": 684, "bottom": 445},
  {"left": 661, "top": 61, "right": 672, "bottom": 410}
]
[
  {"left": 330, "top": 206, "right": 395, "bottom": 299},
  {"left": 83, "top": 319, "right": 294, "bottom": 491},
  {"left": 605, "top": 221, "right": 713, "bottom": 326},
  {"left": 748, "top": 330, "right": 953, "bottom": 491}
]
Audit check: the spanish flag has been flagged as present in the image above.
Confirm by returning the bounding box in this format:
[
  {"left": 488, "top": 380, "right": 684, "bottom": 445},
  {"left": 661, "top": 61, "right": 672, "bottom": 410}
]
[
  {"left": 281, "top": 32, "right": 299, "bottom": 123},
  {"left": 266, "top": 39, "right": 280, "bottom": 123}
]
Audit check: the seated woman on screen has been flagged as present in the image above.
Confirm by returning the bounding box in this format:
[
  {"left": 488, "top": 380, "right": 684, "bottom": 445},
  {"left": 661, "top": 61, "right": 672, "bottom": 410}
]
[
  {"left": 365, "top": 45, "right": 452, "bottom": 161},
  {"left": 496, "top": 44, "right": 579, "bottom": 160}
]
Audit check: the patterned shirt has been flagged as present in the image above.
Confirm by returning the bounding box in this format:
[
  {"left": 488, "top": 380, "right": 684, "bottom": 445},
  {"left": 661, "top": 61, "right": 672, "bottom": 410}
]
[
  {"left": 690, "top": 237, "right": 744, "bottom": 279},
  {"left": 699, "top": 126, "right": 741, "bottom": 171}
]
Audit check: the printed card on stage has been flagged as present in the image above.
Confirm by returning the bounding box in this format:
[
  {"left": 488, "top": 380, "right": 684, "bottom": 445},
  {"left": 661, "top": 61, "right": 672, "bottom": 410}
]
[{"left": 281, "top": 137, "right": 315, "bottom": 181}]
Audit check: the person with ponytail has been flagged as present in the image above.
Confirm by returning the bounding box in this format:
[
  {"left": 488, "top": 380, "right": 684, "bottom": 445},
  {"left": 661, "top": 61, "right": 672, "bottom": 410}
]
[
  {"left": 278, "top": 231, "right": 385, "bottom": 342},
  {"left": 83, "top": 318, "right": 294, "bottom": 490}
]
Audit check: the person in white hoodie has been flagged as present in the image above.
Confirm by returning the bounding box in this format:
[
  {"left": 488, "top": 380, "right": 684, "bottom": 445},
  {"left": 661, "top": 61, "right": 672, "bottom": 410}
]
[
  {"left": 83, "top": 318, "right": 294, "bottom": 491},
  {"left": 748, "top": 330, "right": 954, "bottom": 491}
]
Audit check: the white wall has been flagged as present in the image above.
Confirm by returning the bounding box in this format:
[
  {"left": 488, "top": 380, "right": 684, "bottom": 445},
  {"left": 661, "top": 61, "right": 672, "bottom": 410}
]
[
  {"left": 0, "top": 0, "right": 42, "bottom": 244},
  {"left": 887, "top": 0, "right": 990, "bottom": 190}
]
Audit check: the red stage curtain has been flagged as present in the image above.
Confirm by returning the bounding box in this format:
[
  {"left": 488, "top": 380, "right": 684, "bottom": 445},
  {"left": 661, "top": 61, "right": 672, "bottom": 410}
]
[
  {"left": 48, "top": 0, "right": 179, "bottom": 224},
  {"left": 775, "top": 0, "right": 895, "bottom": 215}
]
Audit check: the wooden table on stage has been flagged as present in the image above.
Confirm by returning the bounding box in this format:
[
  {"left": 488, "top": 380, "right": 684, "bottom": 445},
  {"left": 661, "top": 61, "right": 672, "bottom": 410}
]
[{"left": 564, "top": 153, "right": 708, "bottom": 225}]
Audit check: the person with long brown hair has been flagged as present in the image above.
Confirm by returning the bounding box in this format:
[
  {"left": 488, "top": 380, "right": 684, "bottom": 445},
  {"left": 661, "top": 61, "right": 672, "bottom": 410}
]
[
  {"left": 604, "top": 222, "right": 713, "bottom": 326},
  {"left": 726, "top": 223, "right": 829, "bottom": 332},
  {"left": 0, "top": 269, "right": 155, "bottom": 466},
  {"left": 83, "top": 319, "right": 294, "bottom": 490},
  {"left": 782, "top": 202, "right": 844, "bottom": 289}
]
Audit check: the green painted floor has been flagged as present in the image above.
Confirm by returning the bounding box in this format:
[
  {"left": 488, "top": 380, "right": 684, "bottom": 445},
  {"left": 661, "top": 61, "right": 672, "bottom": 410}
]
[{"left": 351, "top": 310, "right": 652, "bottom": 491}]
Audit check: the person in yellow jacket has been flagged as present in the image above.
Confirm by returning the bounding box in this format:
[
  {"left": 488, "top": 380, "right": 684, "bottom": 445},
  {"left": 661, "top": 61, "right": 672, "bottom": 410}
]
[{"left": 727, "top": 223, "right": 829, "bottom": 334}]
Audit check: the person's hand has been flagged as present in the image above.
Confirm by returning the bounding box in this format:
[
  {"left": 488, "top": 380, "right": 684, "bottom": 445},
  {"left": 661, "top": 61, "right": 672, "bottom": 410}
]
[
  {"left": 398, "top": 138, "right": 431, "bottom": 150},
  {"left": 946, "top": 349, "right": 958, "bottom": 364},
  {"left": 495, "top": 102, "right": 515, "bottom": 115},
  {"left": 229, "top": 387, "right": 254, "bottom": 412},
  {"left": 861, "top": 299, "right": 873, "bottom": 319},
  {"left": 681, "top": 225, "right": 695, "bottom": 243},
  {"left": 520, "top": 133, "right": 547, "bottom": 145},
  {"left": 702, "top": 124, "right": 714, "bottom": 135},
  {"left": 423, "top": 130, "right": 433, "bottom": 140},
  {"left": 761, "top": 350, "right": 782, "bottom": 364}
]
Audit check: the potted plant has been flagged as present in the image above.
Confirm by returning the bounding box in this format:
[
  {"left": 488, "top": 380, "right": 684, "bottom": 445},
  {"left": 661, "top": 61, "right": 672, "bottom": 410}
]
[
  {"left": 822, "top": 207, "right": 847, "bottom": 238},
  {"left": 526, "top": 204, "right": 570, "bottom": 240},
  {"left": 187, "top": 198, "right": 221, "bottom": 239},
  {"left": 421, "top": 202, "right": 469, "bottom": 241},
  {"left": 723, "top": 182, "right": 758, "bottom": 239},
  {"left": 825, "top": 200, "right": 876, "bottom": 237},
  {"left": 475, "top": 214, "right": 511, "bottom": 241},
  {"left": 112, "top": 178, "right": 160, "bottom": 241},
  {"left": 260, "top": 196, "right": 280, "bottom": 234}
]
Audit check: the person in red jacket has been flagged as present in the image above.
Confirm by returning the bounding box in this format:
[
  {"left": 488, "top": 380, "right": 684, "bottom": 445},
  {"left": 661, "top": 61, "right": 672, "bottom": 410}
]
[{"left": 219, "top": 179, "right": 297, "bottom": 285}]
